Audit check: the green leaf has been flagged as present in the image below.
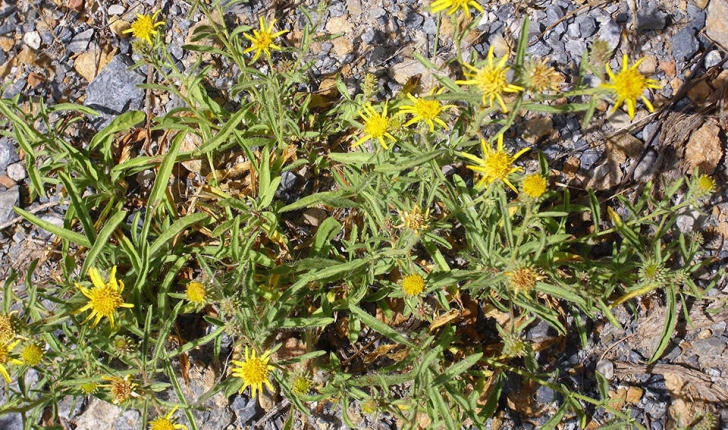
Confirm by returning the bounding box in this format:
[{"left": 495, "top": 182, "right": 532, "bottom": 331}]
[
  {"left": 14, "top": 207, "right": 91, "bottom": 247},
  {"left": 328, "top": 152, "right": 376, "bottom": 165},
  {"left": 149, "top": 213, "right": 210, "bottom": 257},
  {"left": 81, "top": 209, "right": 127, "bottom": 277},
  {"left": 312, "top": 217, "right": 342, "bottom": 256},
  {"left": 349, "top": 304, "right": 415, "bottom": 347},
  {"left": 149, "top": 130, "right": 185, "bottom": 211},
  {"left": 432, "top": 353, "right": 483, "bottom": 385},
  {"left": 88, "top": 110, "right": 145, "bottom": 151},
  {"left": 649, "top": 284, "right": 677, "bottom": 363}
]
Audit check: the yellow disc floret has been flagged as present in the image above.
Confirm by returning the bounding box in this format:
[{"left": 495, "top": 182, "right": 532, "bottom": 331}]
[
  {"left": 600, "top": 54, "right": 662, "bottom": 120},
  {"left": 21, "top": 342, "right": 43, "bottom": 366},
  {"left": 457, "top": 46, "right": 523, "bottom": 112},
  {"left": 74, "top": 266, "right": 134, "bottom": 328},
  {"left": 522, "top": 174, "right": 548, "bottom": 198},
  {"left": 231, "top": 347, "right": 275, "bottom": 398},
  {"left": 149, "top": 406, "right": 188, "bottom": 430},
  {"left": 402, "top": 274, "right": 425, "bottom": 296},
  {"left": 185, "top": 281, "right": 207, "bottom": 304},
  {"left": 123, "top": 11, "right": 165, "bottom": 46},
  {"left": 354, "top": 102, "right": 396, "bottom": 150},
  {"left": 460, "top": 134, "right": 530, "bottom": 192},
  {"left": 243, "top": 17, "right": 288, "bottom": 63}
]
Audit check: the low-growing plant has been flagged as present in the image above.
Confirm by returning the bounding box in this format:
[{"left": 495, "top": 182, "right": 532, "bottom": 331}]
[{"left": 0, "top": 1, "right": 721, "bottom": 429}]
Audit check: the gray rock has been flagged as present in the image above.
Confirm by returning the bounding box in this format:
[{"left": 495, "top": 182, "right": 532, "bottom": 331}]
[
  {"left": 596, "top": 17, "right": 621, "bottom": 51},
  {"left": 545, "top": 33, "right": 566, "bottom": 64},
  {"left": 423, "top": 17, "right": 437, "bottom": 35},
  {"left": 2, "top": 75, "right": 26, "bottom": 99},
  {"left": 0, "top": 414, "right": 23, "bottom": 430},
  {"left": 637, "top": 1, "right": 667, "bottom": 31},
  {"left": 576, "top": 15, "right": 597, "bottom": 37},
  {"left": 705, "top": 50, "right": 722, "bottom": 68},
  {"left": 536, "top": 385, "right": 556, "bottom": 403},
  {"left": 545, "top": 5, "right": 564, "bottom": 25},
  {"left": 231, "top": 395, "right": 258, "bottom": 425},
  {"left": 565, "top": 39, "right": 586, "bottom": 61},
  {"left": 527, "top": 41, "right": 551, "bottom": 57},
  {"left": 580, "top": 149, "right": 601, "bottom": 170},
  {"left": 0, "top": 186, "right": 18, "bottom": 224},
  {"left": 0, "top": 138, "right": 19, "bottom": 172},
  {"left": 370, "top": 6, "right": 386, "bottom": 20},
  {"left": 67, "top": 28, "right": 93, "bottom": 53},
  {"left": 672, "top": 27, "right": 699, "bottom": 62},
  {"left": 405, "top": 12, "right": 423, "bottom": 28},
  {"left": 567, "top": 22, "right": 580, "bottom": 38},
  {"left": 6, "top": 162, "right": 26, "bottom": 181},
  {"left": 84, "top": 55, "right": 145, "bottom": 130},
  {"left": 687, "top": 4, "right": 706, "bottom": 31}
]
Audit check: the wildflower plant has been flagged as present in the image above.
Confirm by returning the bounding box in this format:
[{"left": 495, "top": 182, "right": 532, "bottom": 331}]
[
  {"left": 600, "top": 54, "right": 662, "bottom": 119},
  {"left": 0, "top": 5, "right": 719, "bottom": 430}
]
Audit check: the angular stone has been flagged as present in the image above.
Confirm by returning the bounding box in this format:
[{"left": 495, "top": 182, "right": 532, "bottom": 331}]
[
  {"left": 0, "top": 186, "right": 18, "bottom": 224},
  {"left": 672, "top": 27, "right": 699, "bottom": 62},
  {"left": 706, "top": 0, "right": 728, "bottom": 49},
  {"left": 84, "top": 55, "right": 145, "bottom": 130}
]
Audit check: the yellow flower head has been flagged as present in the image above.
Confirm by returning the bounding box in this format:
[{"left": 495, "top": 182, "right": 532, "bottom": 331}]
[
  {"left": 21, "top": 342, "right": 43, "bottom": 366},
  {"left": 505, "top": 266, "right": 542, "bottom": 296},
  {"left": 0, "top": 339, "right": 21, "bottom": 382},
  {"left": 522, "top": 174, "right": 548, "bottom": 198},
  {"left": 185, "top": 281, "right": 207, "bottom": 304},
  {"left": 231, "top": 347, "right": 275, "bottom": 398},
  {"left": 0, "top": 312, "right": 18, "bottom": 344},
  {"left": 600, "top": 54, "right": 662, "bottom": 120},
  {"left": 74, "top": 266, "right": 134, "bottom": 328},
  {"left": 243, "top": 17, "right": 288, "bottom": 63},
  {"left": 149, "top": 406, "right": 188, "bottom": 430},
  {"left": 291, "top": 374, "right": 312, "bottom": 396},
  {"left": 80, "top": 382, "right": 98, "bottom": 394},
  {"left": 123, "top": 10, "right": 165, "bottom": 46},
  {"left": 401, "top": 274, "right": 425, "bottom": 296},
  {"left": 399, "top": 88, "right": 455, "bottom": 132},
  {"left": 102, "top": 375, "right": 138, "bottom": 404},
  {"left": 460, "top": 134, "right": 530, "bottom": 192},
  {"left": 397, "top": 203, "right": 429, "bottom": 234},
  {"left": 354, "top": 102, "right": 396, "bottom": 150},
  {"left": 430, "top": 0, "right": 484, "bottom": 18},
  {"left": 696, "top": 174, "right": 716, "bottom": 197},
  {"left": 456, "top": 46, "right": 523, "bottom": 112},
  {"left": 523, "top": 58, "right": 563, "bottom": 94}
]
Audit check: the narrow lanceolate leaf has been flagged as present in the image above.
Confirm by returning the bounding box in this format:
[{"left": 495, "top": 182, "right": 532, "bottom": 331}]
[
  {"left": 149, "top": 130, "right": 185, "bottom": 211},
  {"left": 149, "top": 213, "right": 210, "bottom": 257},
  {"left": 432, "top": 352, "right": 483, "bottom": 385},
  {"left": 13, "top": 207, "right": 91, "bottom": 248},
  {"left": 81, "top": 209, "right": 127, "bottom": 277},
  {"left": 649, "top": 284, "right": 677, "bottom": 364},
  {"left": 349, "top": 304, "right": 415, "bottom": 348}
]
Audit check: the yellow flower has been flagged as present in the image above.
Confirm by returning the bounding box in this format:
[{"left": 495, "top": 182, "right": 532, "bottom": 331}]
[
  {"left": 430, "top": 0, "right": 484, "bottom": 18},
  {"left": 0, "top": 339, "right": 21, "bottom": 382},
  {"left": 505, "top": 266, "right": 543, "bottom": 296},
  {"left": 102, "top": 375, "right": 138, "bottom": 404},
  {"left": 231, "top": 347, "right": 275, "bottom": 398},
  {"left": 401, "top": 274, "right": 425, "bottom": 296},
  {"left": 354, "top": 102, "right": 396, "bottom": 150},
  {"left": 123, "top": 11, "right": 165, "bottom": 46},
  {"left": 291, "top": 374, "right": 312, "bottom": 396},
  {"left": 80, "top": 382, "right": 98, "bottom": 394},
  {"left": 456, "top": 46, "right": 523, "bottom": 112},
  {"left": 0, "top": 312, "right": 18, "bottom": 344},
  {"left": 522, "top": 174, "right": 547, "bottom": 198},
  {"left": 243, "top": 17, "right": 288, "bottom": 63},
  {"left": 523, "top": 58, "right": 563, "bottom": 94},
  {"left": 696, "top": 174, "right": 716, "bottom": 197},
  {"left": 600, "top": 54, "right": 662, "bottom": 120},
  {"left": 185, "top": 281, "right": 207, "bottom": 304},
  {"left": 20, "top": 342, "right": 43, "bottom": 366},
  {"left": 149, "top": 406, "right": 188, "bottom": 430},
  {"left": 397, "top": 204, "right": 429, "bottom": 234},
  {"left": 74, "top": 266, "right": 134, "bottom": 328},
  {"left": 460, "top": 134, "right": 530, "bottom": 192},
  {"left": 399, "top": 88, "right": 455, "bottom": 132}
]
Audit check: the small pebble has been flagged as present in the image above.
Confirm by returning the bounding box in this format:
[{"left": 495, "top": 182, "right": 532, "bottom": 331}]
[
  {"left": 596, "top": 359, "right": 614, "bottom": 379},
  {"left": 107, "top": 4, "right": 125, "bottom": 15},
  {"left": 23, "top": 31, "right": 41, "bottom": 49}
]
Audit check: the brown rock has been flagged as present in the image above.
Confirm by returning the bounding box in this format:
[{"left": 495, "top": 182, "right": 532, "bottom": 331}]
[
  {"left": 684, "top": 120, "right": 723, "bottom": 174},
  {"left": 331, "top": 37, "right": 352, "bottom": 57},
  {"left": 0, "top": 175, "right": 16, "bottom": 188},
  {"left": 522, "top": 116, "right": 553, "bottom": 144},
  {"left": 74, "top": 50, "right": 100, "bottom": 82},
  {"left": 0, "top": 36, "right": 13, "bottom": 52},
  {"left": 26, "top": 72, "right": 44, "bottom": 89},
  {"left": 325, "top": 15, "right": 353, "bottom": 34},
  {"left": 638, "top": 55, "right": 658, "bottom": 75},
  {"left": 707, "top": 0, "right": 728, "bottom": 49},
  {"left": 687, "top": 80, "right": 712, "bottom": 105},
  {"left": 66, "top": 0, "right": 83, "bottom": 12},
  {"left": 659, "top": 60, "right": 676, "bottom": 78},
  {"left": 626, "top": 386, "right": 644, "bottom": 405}
]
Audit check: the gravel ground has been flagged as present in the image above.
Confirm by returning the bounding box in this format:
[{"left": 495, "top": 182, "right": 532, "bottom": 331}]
[{"left": 1, "top": 0, "right": 728, "bottom": 428}]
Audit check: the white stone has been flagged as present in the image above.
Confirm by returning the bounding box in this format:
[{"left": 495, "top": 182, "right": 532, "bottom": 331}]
[
  {"left": 6, "top": 162, "right": 26, "bottom": 181},
  {"left": 23, "top": 31, "right": 41, "bottom": 50},
  {"left": 108, "top": 4, "right": 125, "bottom": 15}
]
